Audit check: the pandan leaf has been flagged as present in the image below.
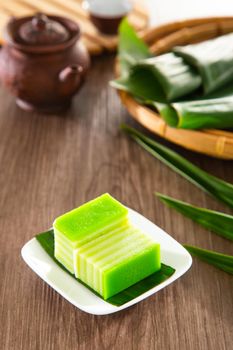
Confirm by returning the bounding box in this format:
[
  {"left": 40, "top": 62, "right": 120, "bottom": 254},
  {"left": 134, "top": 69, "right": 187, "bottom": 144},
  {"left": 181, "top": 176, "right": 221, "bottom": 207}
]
[
  {"left": 131, "top": 54, "right": 201, "bottom": 101},
  {"left": 174, "top": 33, "right": 233, "bottom": 94},
  {"left": 184, "top": 245, "right": 233, "bottom": 275},
  {"left": 112, "top": 61, "right": 233, "bottom": 130},
  {"left": 111, "top": 53, "right": 202, "bottom": 103},
  {"left": 111, "top": 65, "right": 167, "bottom": 103},
  {"left": 121, "top": 124, "right": 233, "bottom": 209},
  {"left": 36, "top": 230, "right": 175, "bottom": 307},
  {"left": 118, "top": 19, "right": 150, "bottom": 76},
  {"left": 172, "top": 95, "right": 233, "bottom": 130},
  {"left": 150, "top": 91, "right": 233, "bottom": 130},
  {"left": 113, "top": 71, "right": 233, "bottom": 130},
  {"left": 156, "top": 193, "right": 233, "bottom": 241},
  {"left": 152, "top": 102, "right": 179, "bottom": 127},
  {"left": 113, "top": 23, "right": 233, "bottom": 130}
]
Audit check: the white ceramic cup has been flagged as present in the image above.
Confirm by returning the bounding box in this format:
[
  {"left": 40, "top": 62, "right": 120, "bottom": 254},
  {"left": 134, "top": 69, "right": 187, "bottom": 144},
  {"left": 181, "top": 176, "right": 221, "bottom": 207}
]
[{"left": 83, "top": 0, "right": 133, "bottom": 18}]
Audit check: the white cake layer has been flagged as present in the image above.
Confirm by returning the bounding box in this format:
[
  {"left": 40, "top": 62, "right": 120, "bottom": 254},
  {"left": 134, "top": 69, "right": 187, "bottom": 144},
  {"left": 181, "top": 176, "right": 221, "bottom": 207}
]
[
  {"left": 74, "top": 226, "right": 155, "bottom": 294},
  {"left": 55, "top": 219, "right": 130, "bottom": 275},
  {"left": 74, "top": 221, "right": 131, "bottom": 278},
  {"left": 76, "top": 224, "right": 134, "bottom": 283}
]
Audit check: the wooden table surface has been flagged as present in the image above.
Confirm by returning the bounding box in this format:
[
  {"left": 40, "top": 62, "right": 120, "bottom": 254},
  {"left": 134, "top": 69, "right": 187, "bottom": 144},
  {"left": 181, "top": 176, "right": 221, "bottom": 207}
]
[{"left": 0, "top": 55, "right": 232, "bottom": 350}]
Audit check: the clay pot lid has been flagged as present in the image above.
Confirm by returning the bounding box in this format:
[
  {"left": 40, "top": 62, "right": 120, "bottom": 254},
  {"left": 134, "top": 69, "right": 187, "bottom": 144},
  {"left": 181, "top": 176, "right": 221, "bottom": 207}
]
[
  {"left": 18, "top": 13, "right": 70, "bottom": 45},
  {"left": 4, "top": 14, "right": 81, "bottom": 53}
]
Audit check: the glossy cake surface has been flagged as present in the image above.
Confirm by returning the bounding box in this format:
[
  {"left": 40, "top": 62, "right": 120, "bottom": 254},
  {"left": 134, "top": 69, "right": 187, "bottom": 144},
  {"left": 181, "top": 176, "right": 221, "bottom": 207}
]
[
  {"left": 53, "top": 193, "right": 128, "bottom": 273},
  {"left": 54, "top": 193, "right": 128, "bottom": 243}
]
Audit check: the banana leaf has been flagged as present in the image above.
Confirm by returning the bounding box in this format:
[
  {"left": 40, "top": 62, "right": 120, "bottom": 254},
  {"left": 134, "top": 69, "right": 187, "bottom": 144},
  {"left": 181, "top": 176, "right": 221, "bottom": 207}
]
[
  {"left": 151, "top": 92, "right": 233, "bottom": 129},
  {"left": 118, "top": 19, "right": 150, "bottom": 76},
  {"left": 174, "top": 33, "right": 233, "bottom": 94},
  {"left": 117, "top": 19, "right": 204, "bottom": 104},
  {"left": 111, "top": 65, "right": 167, "bottom": 103},
  {"left": 113, "top": 55, "right": 233, "bottom": 130},
  {"left": 150, "top": 82, "right": 233, "bottom": 129},
  {"left": 184, "top": 245, "right": 233, "bottom": 274},
  {"left": 115, "top": 20, "right": 201, "bottom": 101},
  {"left": 112, "top": 53, "right": 202, "bottom": 103},
  {"left": 113, "top": 22, "right": 233, "bottom": 130},
  {"left": 113, "top": 72, "right": 233, "bottom": 129},
  {"left": 173, "top": 95, "right": 233, "bottom": 129},
  {"left": 156, "top": 193, "right": 233, "bottom": 241},
  {"left": 36, "top": 229, "right": 175, "bottom": 307},
  {"left": 121, "top": 124, "right": 233, "bottom": 209}
]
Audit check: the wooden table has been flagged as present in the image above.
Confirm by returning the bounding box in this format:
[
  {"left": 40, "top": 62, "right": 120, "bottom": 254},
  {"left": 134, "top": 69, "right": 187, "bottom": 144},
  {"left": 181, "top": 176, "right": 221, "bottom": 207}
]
[{"left": 0, "top": 55, "right": 232, "bottom": 350}]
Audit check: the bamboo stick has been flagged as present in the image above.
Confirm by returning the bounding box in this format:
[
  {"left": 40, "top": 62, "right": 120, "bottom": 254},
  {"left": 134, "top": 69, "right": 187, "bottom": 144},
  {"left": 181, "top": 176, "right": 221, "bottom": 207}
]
[
  {"left": 150, "top": 23, "right": 219, "bottom": 54},
  {"left": 218, "top": 20, "right": 233, "bottom": 34},
  {"left": 142, "top": 17, "right": 233, "bottom": 45},
  {"left": 1, "top": 1, "right": 33, "bottom": 16},
  {"left": 205, "top": 129, "right": 233, "bottom": 139}
]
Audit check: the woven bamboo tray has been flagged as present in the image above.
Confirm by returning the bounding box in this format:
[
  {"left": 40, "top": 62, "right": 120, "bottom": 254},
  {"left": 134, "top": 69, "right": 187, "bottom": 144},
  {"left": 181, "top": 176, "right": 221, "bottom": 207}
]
[
  {"left": 0, "top": 0, "right": 148, "bottom": 55},
  {"left": 118, "top": 17, "right": 233, "bottom": 159}
]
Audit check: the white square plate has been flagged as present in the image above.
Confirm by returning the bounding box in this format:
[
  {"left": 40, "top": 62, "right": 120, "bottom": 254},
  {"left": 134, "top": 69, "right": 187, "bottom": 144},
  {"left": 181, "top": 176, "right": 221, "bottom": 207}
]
[{"left": 21, "top": 208, "right": 192, "bottom": 315}]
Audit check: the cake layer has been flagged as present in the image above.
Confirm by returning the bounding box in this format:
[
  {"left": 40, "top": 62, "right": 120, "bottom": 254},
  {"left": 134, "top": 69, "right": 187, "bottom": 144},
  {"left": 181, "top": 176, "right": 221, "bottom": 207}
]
[
  {"left": 53, "top": 193, "right": 128, "bottom": 243},
  {"left": 102, "top": 243, "right": 160, "bottom": 299},
  {"left": 55, "top": 217, "right": 129, "bottom": 249},
  {"left": 86, "top": 231, "right": 152, "bottom": 294},
  {"left": 74, "top": 221, "right": 131, "bottom": 278},
  {"left": 75, "top": 225, "right": 135, "bottom": 284},
  {"left": 54, "top": 256, "right": 74, "bottom": 274},
  {"left": 74, "top": 226, "right": 161, "bottom": 299},
  {"left": 55, "top": 251, "right": 74, "bottom": 273},
  {"left": 54, "top": 232, "right": 74, "bottom": 273},
  {"left": 76, "top": 221, "right": 132, "bottom": 259}
]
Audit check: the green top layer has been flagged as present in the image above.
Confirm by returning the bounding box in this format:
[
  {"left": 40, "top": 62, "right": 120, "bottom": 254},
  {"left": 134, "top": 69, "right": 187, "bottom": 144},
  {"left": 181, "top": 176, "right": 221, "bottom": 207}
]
[{"left": 53, "top": 193, "right": 128, "bottom": 243}]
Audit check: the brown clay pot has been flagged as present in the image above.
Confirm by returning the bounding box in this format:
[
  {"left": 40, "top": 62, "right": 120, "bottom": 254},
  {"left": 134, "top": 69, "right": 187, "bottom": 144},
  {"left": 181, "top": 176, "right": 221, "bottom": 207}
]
[{"left": 0, "top": 13, "right": 90, "bottom": 113}]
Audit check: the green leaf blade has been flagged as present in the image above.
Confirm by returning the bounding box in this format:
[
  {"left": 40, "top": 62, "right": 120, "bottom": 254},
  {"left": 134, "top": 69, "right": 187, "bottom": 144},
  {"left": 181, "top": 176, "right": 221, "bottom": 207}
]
[
  {"left": 121, "top": 124, "right": 233, "bottom": 209},
  {"left": 121, "top": 53, "right": 202, "bottom": 102},
  {"left": 156, "top": 193, "right": 233, "bottom": 241},
  {"left": 184, "top": 244, "right": 233, "bottom": 275},
  {"left": 111, "top": 66, "right": 167, "bottom": 103},
  {"left": 118, "top": 19, "right": 150, "bottom": 76},
  {"left": 173, "top": 33, "right": 233, "bottom": 94},
  {"left": 172, "top": 94, "right": 233, "bottom": 130}
]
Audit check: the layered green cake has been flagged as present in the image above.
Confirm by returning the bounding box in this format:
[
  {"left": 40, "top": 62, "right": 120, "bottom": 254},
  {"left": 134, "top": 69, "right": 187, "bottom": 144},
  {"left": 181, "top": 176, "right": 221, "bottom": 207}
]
[
  {"left": 54, "top": 193, "right": 129, "bottom": 273},
  {"left": 53, "top": 193, "right": 161, "bottom": 299}
]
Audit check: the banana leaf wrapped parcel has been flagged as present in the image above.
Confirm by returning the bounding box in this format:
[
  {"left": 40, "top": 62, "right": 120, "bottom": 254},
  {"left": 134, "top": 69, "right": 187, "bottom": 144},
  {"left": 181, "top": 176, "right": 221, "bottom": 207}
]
[{"left": 112, "top": 20, "right": 233, "bottom": 130}]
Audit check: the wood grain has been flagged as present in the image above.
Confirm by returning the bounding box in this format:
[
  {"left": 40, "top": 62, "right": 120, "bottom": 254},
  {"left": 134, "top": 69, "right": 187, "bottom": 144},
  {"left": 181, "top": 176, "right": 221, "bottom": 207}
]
[{"left": 0, "top": 55, "right": 232, "bottom": 350}]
